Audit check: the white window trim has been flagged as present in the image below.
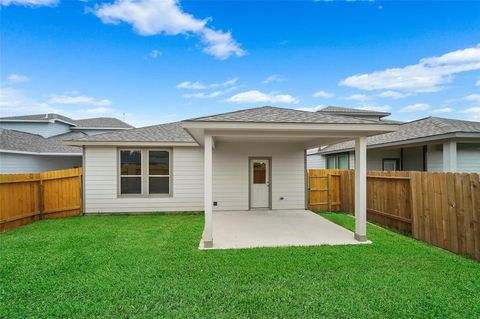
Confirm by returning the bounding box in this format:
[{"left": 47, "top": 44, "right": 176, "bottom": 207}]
[
  {"left": 119, "top": 149, "right": 143, "bottom": 195},
  {"left": 117, "top": 148, "right": 173, "bottom": 197},
  {"left": 147, "top": 149, "right": 172, "bottom": 196}
]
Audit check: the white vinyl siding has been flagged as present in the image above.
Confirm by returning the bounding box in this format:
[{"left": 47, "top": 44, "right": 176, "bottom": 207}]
[
  {"left": 213, "top": 142, "right": 305, "bottom": 211},
  {"left": 0, "top": 153, "right": 82, "bottom": 173},
  {"left": 457, "top": 143, "right": 480, "bottom": 172},
  {"left": 84, "top": 146, "right": 204, "bottom": 213},
  {"left": 306, "top": 153, "right": 326, "bottom": 169},
  {"left": 0, "top": 122, "right": 71, "bottom": 138}
]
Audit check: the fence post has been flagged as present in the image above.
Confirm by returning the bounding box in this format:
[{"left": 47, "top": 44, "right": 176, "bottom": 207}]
[{"left": 38, "top": 179, "right": 45, "bottom": 220}]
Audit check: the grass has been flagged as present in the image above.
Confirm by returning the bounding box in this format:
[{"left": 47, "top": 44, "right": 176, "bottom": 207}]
[{"left": 1, "top": 213, "right": 479, "bottom": 318}]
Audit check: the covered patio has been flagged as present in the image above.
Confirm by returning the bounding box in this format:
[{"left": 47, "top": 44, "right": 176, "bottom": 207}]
[
  {"left": 181, "top": 106, "right": 398, "bottom": 249},
  {"left": 199, "top": 210, "right": 371, "bottom": 250}
]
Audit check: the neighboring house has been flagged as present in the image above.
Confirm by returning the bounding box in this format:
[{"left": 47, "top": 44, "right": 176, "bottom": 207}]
[
  {"left": 0, "top": 113, "right": 133, "bottom": 173},
  {"left": 66, "top": 106, "right": 398, "bottom": 246},
  {"left": 307, "top": 110, "right": 480, "bottom": 173}
]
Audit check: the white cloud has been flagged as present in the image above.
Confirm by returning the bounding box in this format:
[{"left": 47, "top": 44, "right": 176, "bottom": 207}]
[
  {"left": 0, "top": 0, "right": 57, "bottom": 6},
  {"left": 183, "top": 91, "right": 223, "bottom": 99},
  {"left": 464, "top": 94, "right": 480, "bottom": 102},
  {"left": 461, "top": 107, "right": 480, "bottom": 120},
  {"left": 342, "top": 94, "right": 371, "bottom": 102},
  {"left": 476, "top": 80, "right": 480, "bottom": 86},
  {"left": 377, "top": 90, "right": 410, "bottom": 99},
  {"left": 147, "top": 49, "right": 161, "bottom": 59},
  {"left": 357, "top": 105, "right": 391, "bottom": 112},
  {"left": 340, "top": 45, "right": 480, "bottom": 93},
  {"left": 431, "top": 107, "right": 453, "bottom": 114},
  {"left": 47, "top": 94, "right": 112, "bottom": 106},
  {"left": 94, "top": 0, "right": 244, "bottom": 59},
  {"left": 400, "top": 103, "right": 431, "bottom": 112},
  {"left": 263, "top": 74, "right": 284, "bottom": 84},
  {"left": 7, "top": 74, "right": 30, "bottom": 83},
  {"left": 226, "top": 90, "right": 299, "bottom": 104},
  {"left": 296, "top": 105, "right": 324, "bottom": 112},
  {"left": 200, "top": 28, "right": 245, "bottom": 60},
  {"left": 312, "top": 90, "right": 334, "bottom": 98},
  {"left": 176, "top": 78, "right": 238, "bottom": 90},
  {"left": 0, "top": 87, "right": 54, "bottom": 114}
]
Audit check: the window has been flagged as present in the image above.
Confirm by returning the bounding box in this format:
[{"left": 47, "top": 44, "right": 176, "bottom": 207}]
[
  {"left": 253, "top": 162, "right": 266, "bottom": 184},
  {"left": 326, "top": 153, "right": 350, "bottom": 169},
  {"left": 383, "top": 159, "right": 399, "bottom": 171},
  {"left": 120, "top": 150, "right": 142, "bottom": 194},
  {"left": 148, "top": 150, "right": 170, "bottom": 194},
  {"left": 119, "top": 149, "right": 171, "bottom": 196}
]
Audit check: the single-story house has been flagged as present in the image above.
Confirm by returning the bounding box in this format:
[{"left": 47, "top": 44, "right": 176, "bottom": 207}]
[
  {"left": 66, "top": 106, "right": 398, "bottom": 247},
  {"left": 0, "top": 113, "right": 133, "bottom": 173},
  {"left": 308, "top": 115, "right": 480, "bottom": 173}
]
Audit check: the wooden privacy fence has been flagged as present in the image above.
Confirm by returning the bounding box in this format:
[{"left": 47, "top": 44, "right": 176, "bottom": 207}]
[
  {"left": 308, "top": 169, "right": 480, "bottom": 261},
  {"left": 0, "top": 168, "right": 82, "bottom": 232}
]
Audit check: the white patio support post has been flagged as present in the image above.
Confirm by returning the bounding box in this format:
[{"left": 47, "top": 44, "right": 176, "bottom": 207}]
[
  {"left": 354, "top": 136, "right": 367, "bottom": 242},
  {"left": 203, "top": 133, "right": 214, "bottom": 248},
  {"left": 443, "top": 140, "right": 457, "bottom": 172}
]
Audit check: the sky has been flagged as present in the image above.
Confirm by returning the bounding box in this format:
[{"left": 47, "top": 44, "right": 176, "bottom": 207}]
[{"left": 1, "top": 0, "right": 480, "bottom": 127}]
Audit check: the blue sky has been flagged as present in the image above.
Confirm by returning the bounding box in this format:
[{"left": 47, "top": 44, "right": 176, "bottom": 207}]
[{"left": 1, "top": 0, "right": 480, "bottom": 126}]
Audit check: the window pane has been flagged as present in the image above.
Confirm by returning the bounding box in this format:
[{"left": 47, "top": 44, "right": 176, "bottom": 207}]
[
  {"left": 120, "top": 150, "right": 141, "bottom": 175},
  {"left": 338, "top": 155, "right": 349, "bottom": 169},
  {"left": 253, "top": 162, "right": 266, "bottom": 184},
  {"left": 121, "top": 177, "right": 141, "bottom": 194},
  {"left": 149, "top": 151, "right": 169, "bottom": 175},
  {"left": 326, "top": 157, "right": 336, "bottom": 169},
  {"left": 149, "top": 177, "right": 169, "bottom": 194}
]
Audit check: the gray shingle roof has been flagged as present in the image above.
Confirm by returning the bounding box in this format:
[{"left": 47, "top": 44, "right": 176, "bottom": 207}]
[
  {"left": 320, "top": 117, "right": 480, "bottom": 153},
  {"left": 0, "top": 129, "right": 84, "bottom": 154},
  {"left": 0, "top": 113, "right": 77, "bottom": 125},
  {"left": 74, "top": 117, "right": 134, "bottom": 129},
  {"left": 185, "top": 106, "right": 385, "bottom": 124},
  {"left": 0, "top": 113, "right": 133, "bottom": 129},
  {"left": 71, "top": 122, "right": 195, "bottom": 143},
  {"left": 318, "top": 106, "right": 391, "bottom": 117}
]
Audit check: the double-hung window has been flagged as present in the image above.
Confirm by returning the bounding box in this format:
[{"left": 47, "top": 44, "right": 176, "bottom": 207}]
[
  {"left": 148, "top": 150, "right": 170, "bottom": 194},
  {"left": 119, "top": 149, "right": 171, "bottom": 196},
  {"left": 120, "top": 150, "right": 142, "bottom": 194},
  {"left": 326, "top": 153, "right": 349, "bottom": 169}
]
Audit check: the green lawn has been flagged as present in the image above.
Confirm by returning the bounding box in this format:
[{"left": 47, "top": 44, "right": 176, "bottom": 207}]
[{"left": 1, "top": 213, "right": 479, "bottom": 318}]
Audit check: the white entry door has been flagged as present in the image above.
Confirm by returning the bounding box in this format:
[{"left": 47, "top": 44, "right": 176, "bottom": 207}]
[{"left": 250, "top": 159, "right": 270, "bottom": 209}]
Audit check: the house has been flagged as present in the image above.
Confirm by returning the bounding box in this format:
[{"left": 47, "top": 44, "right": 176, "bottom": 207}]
[
  {"left": 0, "top": 113, "right": 133, "bottom": 173},
  {"left": 65, "top": 106, "right": 398, "bottom": 247},
  {"left": 307, "top": 111, "right": 480, "bottom": 172}
]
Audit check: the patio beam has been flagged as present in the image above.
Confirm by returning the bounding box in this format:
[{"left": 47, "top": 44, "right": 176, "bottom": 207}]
[
  {"left": 354, "top": 136, "right": 367, "bottom": 242},
  {"left": 203, "top": 134, "right": 214, "bottom": 248}
]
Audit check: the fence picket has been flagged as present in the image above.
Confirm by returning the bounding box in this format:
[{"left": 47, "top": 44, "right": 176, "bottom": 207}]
[
  {"left": 309, "top": 169, "right": 480, "bottom": 260},
  {"left": 0, "top": 168, "right": 82, "bottom": 232}
]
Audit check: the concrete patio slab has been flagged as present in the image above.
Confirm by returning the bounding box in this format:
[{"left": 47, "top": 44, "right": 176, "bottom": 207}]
[{"left": 199, "top": 210, "right": 371, "bottom": 250}]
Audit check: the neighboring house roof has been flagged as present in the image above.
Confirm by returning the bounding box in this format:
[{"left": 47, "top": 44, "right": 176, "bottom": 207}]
[
  {"left": 0, "top": 129, "right": 84, "bottom": 154},
  {"left": 69, "top": 122, "right": 196, "bottom": 143},
  {"left": 0, "top": 113, "right": 77, "bottom": 125},
  {"left": 0, "top": 113, "right": 133, "bottom": 129},
  {"left": 318, "top": 106, "right": 391, "bottom": 118},
  {"left": 73, "top": 117, "right": 134, "bottom": 129},
  {"left": 320, "top": 117, "right": 480, "bottom": 154},
  {"left": 185, "top": 106, "right": 386, "bottom": 124}
]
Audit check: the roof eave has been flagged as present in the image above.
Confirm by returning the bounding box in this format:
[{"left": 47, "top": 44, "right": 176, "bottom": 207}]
[
  {"left": 181, "top": 121, "right": 398, "bottom": 133},
  {"left": 63, "top": 141, "right": 199, "bottom": 147},
  {"left": 0, "top": 149, "right": 82, "bottom": 156},
  {"left": 319, "top": 131, "right": 480, "bottom": 155}
]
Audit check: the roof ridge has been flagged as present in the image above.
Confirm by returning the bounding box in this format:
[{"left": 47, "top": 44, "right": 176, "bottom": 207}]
[{"left": 185, "top": 105, "right": 274, "bottom": 121}]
